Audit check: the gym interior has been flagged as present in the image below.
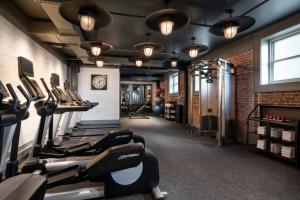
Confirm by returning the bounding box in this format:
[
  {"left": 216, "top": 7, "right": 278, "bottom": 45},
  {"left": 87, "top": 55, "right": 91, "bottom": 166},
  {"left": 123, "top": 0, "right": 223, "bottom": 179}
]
[{"left": 0, "top": 0, "right": 300, "bottom": 200}]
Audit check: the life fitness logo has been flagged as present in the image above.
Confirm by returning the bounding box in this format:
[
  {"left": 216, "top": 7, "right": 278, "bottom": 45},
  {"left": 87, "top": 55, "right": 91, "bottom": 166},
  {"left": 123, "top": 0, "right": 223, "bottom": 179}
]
[
  {"left": 117, "top": 153, "right": 140, "bottom": 160},
  {"left": 114, "top": 135, "right": 130, "bottom": 139}
]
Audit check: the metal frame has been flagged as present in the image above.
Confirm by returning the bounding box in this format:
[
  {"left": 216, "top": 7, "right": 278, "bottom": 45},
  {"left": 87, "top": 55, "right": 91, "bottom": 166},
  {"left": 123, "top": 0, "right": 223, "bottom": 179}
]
[{"left": 190, "top": 58, "right": 235, "bottom": 145}]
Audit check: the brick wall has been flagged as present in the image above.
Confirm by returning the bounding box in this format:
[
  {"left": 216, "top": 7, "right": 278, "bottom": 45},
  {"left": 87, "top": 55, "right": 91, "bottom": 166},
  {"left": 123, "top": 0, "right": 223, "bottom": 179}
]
[
  {"left": 186, "top": 49, "right": 300, "bottom": 143},
  {"left": 226, "top": 50, "right": 256, "bottom": 142}
]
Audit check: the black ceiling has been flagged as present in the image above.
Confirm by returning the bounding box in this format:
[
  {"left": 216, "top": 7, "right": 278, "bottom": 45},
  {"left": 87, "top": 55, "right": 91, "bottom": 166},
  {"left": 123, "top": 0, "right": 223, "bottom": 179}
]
[
  {"left": 12, "top": 0, "right": 300, "bottom": 77},
  {"left": 82, "top": 0, "right": 300, "bottom": 61}
]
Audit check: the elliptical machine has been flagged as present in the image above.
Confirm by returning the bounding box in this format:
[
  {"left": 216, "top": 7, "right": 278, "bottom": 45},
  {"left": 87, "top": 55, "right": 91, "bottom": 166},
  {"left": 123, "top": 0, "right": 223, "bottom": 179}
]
[
  {"left": 17, "top": 56, "right": 167, "bottom": 199},
  {"left": 0, "top": 80, "right": 47, "bottom": 200}
]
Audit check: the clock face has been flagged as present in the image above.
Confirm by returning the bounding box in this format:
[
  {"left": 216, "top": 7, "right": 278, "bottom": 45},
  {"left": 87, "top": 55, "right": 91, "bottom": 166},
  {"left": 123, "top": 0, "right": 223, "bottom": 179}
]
[{"left": 91, "top": 75, "right": 107, "bottom": 90}]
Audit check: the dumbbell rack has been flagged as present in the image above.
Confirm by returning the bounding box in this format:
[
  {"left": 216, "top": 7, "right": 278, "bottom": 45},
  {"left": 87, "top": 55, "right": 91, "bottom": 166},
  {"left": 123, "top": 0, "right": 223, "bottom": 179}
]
[{"left": 246, "top": 104, "right": 300, "bottom": 169}]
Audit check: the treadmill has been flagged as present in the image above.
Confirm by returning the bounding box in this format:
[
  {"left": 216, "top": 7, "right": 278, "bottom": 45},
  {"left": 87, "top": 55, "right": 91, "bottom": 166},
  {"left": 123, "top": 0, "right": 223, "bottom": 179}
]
[{"left": 59, "top": 78, "right": 121, "bottom": 135}]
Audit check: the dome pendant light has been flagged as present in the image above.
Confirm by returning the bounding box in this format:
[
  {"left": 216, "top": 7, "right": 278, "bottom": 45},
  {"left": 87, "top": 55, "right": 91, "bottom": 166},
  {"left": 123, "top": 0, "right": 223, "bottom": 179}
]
[
  {"left": 134, "top": 33, "right": 164, "bottom": 58},
  {"left": 90, "top": 44, "right": 102, "bottom": 56},
  {"left": 128, "top": 56, "right": 149, "bottom": 67},
  {"left": 209, "top": 9, "right": 255, "bottom": 40},
  {"left": 159, "top": 18, "right": 174, "bottom": 36},
  {"left": 144, "top": 46, "right": 154, "bottom": 57},
  {"left": 171, "top": 59, "right": 177, "bottom": 67},
  {"left": 182, "top": 37, "right": 208, "bottom": 59},
  {"left": 170, "top": 51, "right": 177, "bottom": 67},
  {"left": 143, "top": 33, "right": 154, "bottom": 57},
  {"left": 79, "top": 12, "right": 96, "bottom": 31},
  {"left": 96, "top": 59, "right": 104, "bottom": 67},
  {"left": 145, "top": 6, "right": 190, "bottom": 36},
  {"left": 189, "top": 37, "right": 198, "bottom": 58},
  {"left": 59, "top": 0, "right": 112, "bottom": 32},
  {"left": 223, "top": 24, "right": 239, "bottom": 39},
  {"left": 135, "top": 59, "right": 143, "bottom": 67},
  {"left": 81, "top": 41, "right": 113, "bottom": 56},
  {"left": 88, "top": 56, "right": 108, "bottom": 68}
]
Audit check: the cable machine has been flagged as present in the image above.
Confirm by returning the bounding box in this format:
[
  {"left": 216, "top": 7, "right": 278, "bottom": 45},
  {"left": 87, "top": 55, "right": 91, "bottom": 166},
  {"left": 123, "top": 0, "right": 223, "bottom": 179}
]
[{"left": 189, "top": 58, "right": 235, "bottom": 146}]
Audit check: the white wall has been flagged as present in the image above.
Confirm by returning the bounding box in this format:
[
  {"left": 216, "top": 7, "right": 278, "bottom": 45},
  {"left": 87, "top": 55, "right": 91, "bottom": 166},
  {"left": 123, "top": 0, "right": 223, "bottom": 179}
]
[
  {"left": 78, "top": 67, "right": 120, "bottom": 121},
  {"left": 0, "top": 15, "right": 67, "bottom": 147}
]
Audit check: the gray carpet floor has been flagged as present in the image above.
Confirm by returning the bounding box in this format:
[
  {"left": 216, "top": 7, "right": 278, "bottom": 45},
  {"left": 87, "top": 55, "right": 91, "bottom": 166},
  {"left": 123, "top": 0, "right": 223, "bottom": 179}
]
[{"left": 107, "top": 116, "right": 300, "bottom": 200}]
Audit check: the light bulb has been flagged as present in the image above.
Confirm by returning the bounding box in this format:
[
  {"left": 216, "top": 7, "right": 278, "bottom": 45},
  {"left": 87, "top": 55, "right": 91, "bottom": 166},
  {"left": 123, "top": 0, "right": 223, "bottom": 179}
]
[
  {"left": 189, "top": 47, "right": 199, "bottom": 58},
  {"left": 144, "top": 46, "right": 154, "bottom": 57},
  {"left": 135, "top": 59, "right": 143, "bottom": 67},
  {"left": 159, "top": 19, "right": 174, "bottom": 36},
  {"left": 90, "top": 45, "right": 101, "bottom": 56},
  {"left": 171, "top": 59, "right": 177, "bottom": 67},
  {"left": 96, "top": 59, "right": 104, "bottom": 67},
  {"left": 79, "top": 14, "right": 95, "bottom": 31},
  {"left": 223, "top": 25, "right": 238, "bottom": 39}
]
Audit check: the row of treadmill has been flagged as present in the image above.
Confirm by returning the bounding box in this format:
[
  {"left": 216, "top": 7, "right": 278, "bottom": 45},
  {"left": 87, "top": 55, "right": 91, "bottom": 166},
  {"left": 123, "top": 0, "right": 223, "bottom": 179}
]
[{"left": 0, "top": 56, "right": 167, "bottom": 200}]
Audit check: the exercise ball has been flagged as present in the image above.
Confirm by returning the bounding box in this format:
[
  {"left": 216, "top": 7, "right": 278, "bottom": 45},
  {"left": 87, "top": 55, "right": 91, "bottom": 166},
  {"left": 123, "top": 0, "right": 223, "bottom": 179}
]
[
  {"left": 155, "top": 96, "right": 163, "bottom": 104},
  {"left": 153, "top": 105, "right": 163, "bottom": 114},
  {"left": 155, "top": 88, "right": 162, "bottom": 95}
]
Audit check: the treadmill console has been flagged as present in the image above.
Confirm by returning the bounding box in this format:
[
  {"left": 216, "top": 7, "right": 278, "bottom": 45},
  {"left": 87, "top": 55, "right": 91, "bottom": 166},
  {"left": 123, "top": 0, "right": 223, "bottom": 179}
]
[{"left": 18, "top": 57, "right": 46, "bottom": 100}]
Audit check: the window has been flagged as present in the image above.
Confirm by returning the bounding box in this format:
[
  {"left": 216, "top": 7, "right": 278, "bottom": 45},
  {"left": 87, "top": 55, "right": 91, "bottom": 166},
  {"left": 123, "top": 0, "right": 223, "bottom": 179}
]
[
  {"left": 261, "top": 27, "right": 300, "bottom": 85},
  {"left": 169, "top": 73, "right": 178, "bottom": 94},
  {"left": 194, "top": 70, "right": 200, "bottom": 92}
]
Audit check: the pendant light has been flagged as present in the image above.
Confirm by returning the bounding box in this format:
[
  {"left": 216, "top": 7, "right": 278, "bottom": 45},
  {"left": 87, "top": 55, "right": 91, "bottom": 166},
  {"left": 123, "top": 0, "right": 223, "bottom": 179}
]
[
  {"left": 128, "top": 56, "right": 149, "bottom": 67},
  {"left": 88, "top": 56, "right": 107, "bottom": 68},
  {"left": 159, "top": 18, "right": 174, "bottom": 36},
  {"left": 144, "top": 45, "right": 154, "bottom": 57},
  {"left": 96, "top": 59, "right": 104, "bottom": 67},
  {"left": 223, "top": 24, "right": 239, "bottom": 39},
  {"left": 189, "top": 39, "right": 199, "bottom": 58},
  {"left": 134, "top": 33, "right": 164, "bottom": 57},
  {"left": 59, "top": 0, "right": 112, "bottom": 32},
  {"left": 135, "top": 59, "right": 143, "bottom": 67},
  {"left": 170, "top": 51, "right": 177, "bottom": 67},
  {"left": 90, "top": 44, "right": 101, "bottom": 56},
  {"left": 182, "top": 37, "right": 208, "bottom": 59},
  {"left": 81, "top": 41, "right": 113, "bottom": 56},
  {"left": 145, "top": 1, "right": 189, "bottom": 36},
  {"left": 79, "top": 12, "right": 96, "bottom": 31},
  {"left": 171, "top": 58, "right": 177, "bottom": 67},
  {"left": 209, "top": 9, "right": 255, "bottom": 39}
]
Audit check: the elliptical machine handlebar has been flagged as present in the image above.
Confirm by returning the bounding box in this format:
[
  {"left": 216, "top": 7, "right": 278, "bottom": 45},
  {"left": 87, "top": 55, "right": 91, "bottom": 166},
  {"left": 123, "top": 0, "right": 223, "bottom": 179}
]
[
  {"left": 17, "top": 85, "right": 31, "bottom": 107},
  {"left": 16, "top": 85, "right": 32, "bottom": 121},
  {"left": 5, "top": 84, "right": 19, "bottom": 113},
  {"left": 40, "top": 78, "right": 57, "bottom": 107}
]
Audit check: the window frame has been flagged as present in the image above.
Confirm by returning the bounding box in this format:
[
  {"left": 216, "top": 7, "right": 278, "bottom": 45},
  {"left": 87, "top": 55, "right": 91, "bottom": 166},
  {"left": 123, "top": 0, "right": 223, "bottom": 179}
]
[
  {"left": 168, "top": 72, "right": 179, "bottom": 95},
  {"left": 268, "top": 30, "right": 300, "bottom": 84},
  {"left": 193, "top": 69, "right": 200, "bottom": 93}
]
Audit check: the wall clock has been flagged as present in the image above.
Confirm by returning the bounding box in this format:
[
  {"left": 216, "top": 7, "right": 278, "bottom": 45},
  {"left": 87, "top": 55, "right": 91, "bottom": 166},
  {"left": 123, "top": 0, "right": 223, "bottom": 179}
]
[{"left": 91, "top": 74, "right": 107, "bottom": 90}]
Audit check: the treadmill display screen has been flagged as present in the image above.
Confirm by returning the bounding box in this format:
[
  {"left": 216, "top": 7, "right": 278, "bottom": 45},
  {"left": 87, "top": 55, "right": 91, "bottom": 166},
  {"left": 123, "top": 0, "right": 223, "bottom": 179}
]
[
  {"left": 18, "top": 57, "right": 34, "bottom": 77},
  {"left": 51, "top": 73, "right": 60, "bottom": 86}
]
